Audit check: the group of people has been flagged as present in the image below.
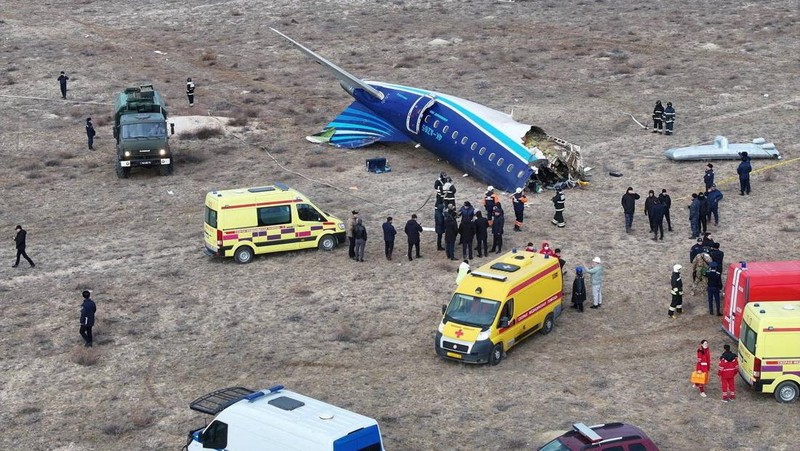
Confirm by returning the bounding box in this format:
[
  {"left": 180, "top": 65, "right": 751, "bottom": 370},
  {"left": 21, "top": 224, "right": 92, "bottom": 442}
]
[
  {"left": 652, "top": 100, "right": 676, "bottom": 135},
  {"left": 570, "top": 256, "right": 604, "bottom": 312},
  {"left": 346, "top": 210, "right": 423, "bottom": 263},
  {"left": 694, "top": 340, "right": 739, "bottom": 402},
  {"left": 668, "top": 232, "right": 727, "bottom": 319},
  {"left": 621, "top": 186, "right": 674, "bottom": 239}
]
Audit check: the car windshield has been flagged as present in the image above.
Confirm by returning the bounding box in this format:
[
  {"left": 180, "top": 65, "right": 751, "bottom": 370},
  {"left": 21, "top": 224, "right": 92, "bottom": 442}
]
[
  {"left": 122, "top": 122, "right": 166, "bottom": 139},
  {"left": 538, "top": 439, "right": 570, "bottom": 451},
  {"left": 444, "top": 293, "right": 500, "bottom": 328}
]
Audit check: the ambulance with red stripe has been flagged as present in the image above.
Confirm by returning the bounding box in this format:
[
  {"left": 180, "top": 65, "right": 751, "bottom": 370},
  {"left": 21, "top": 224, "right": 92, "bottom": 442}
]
[
  {"left": 738, "top": 301, "right": 800, "bottom": 403},
  {"left": 204, "top": 183, "right": 346, "bottom": 264},
  {"left": 435, "top": 250, "right": 563, "bottom": 365}
]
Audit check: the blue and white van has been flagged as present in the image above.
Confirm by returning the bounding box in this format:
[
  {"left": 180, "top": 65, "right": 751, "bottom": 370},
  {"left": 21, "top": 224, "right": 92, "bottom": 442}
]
[{"left": 186, "top": 385, "right": 384, "bottom": 451}]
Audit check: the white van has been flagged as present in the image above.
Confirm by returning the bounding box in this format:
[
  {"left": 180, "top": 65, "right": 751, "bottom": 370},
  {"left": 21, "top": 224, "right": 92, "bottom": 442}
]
[{"left": 186, "top": 385, "right": 384, "bottom": 451}]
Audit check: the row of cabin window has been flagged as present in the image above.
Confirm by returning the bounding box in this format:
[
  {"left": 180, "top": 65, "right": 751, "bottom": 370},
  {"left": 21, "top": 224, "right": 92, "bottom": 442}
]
[{"left": 424, "top": 114, "right": 528, "bottom": 179}]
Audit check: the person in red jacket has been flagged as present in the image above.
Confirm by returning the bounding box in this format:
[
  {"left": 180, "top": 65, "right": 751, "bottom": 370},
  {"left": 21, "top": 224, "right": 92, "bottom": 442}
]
[
  {"left": 718, "top": 344, "right": 739, "bottom": 402},
  {"left": 695, "top": 340, "right": 711, "bottom": 397}
]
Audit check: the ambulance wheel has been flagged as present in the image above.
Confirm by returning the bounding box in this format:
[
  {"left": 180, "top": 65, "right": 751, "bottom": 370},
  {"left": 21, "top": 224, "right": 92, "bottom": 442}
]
[
  {"left": 115, "top": 161, "right": 130, "bottom": 179},
  {"left": 318, "top": 235, "right": 336, "bottom": 251},
  {"left": 489, "top": 343, "right": 503, "bottom": 366},
  {"left": 774, "top": 381, "right": 799, "bottom": 403},
  {"left": 234, "top": 246, "right": 254, "bottom": 264},
  {"left": 541, "top": 313, "right": 554, "bottom": 335}
]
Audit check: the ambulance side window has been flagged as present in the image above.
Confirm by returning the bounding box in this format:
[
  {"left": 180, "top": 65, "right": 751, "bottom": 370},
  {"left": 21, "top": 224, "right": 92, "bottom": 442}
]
[
  {"left": 201, "top": 420, "right": 228, "bottom": 449},
  {"left": 297, "top": 203, "right": 325, "bottom": 222},
  {"left": 499, "top": 299, "right": 513, "bottom": 325},
  {"left": 257, "top": 205, "right": 292, "bottom": 226}
]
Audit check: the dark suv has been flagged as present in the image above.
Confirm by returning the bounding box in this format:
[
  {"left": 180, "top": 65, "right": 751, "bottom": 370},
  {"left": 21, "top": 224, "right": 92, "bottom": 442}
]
[{"left": 538, "top": 422, "right": 659, "bottom": 451}]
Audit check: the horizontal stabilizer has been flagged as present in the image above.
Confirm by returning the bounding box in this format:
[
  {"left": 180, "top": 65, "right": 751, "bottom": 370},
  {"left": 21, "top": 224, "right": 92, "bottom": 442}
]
[
  {"left": 308, "top": 101, "right": 412, "bottom": 149},
  {"left": 271, "top": 28, "right": 384, "bottom": 101}
]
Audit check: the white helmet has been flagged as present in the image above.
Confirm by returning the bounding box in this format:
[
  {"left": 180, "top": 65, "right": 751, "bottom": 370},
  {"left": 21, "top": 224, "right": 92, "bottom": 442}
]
[
  {"left": 487, "top": 185, "right": 494, "bottom": 191},
  {"left": 673, "top": 264, "right": 682, "bottom": 272},
  {"left": 515, "top": 187, "right": 523, "bottom": 194}
]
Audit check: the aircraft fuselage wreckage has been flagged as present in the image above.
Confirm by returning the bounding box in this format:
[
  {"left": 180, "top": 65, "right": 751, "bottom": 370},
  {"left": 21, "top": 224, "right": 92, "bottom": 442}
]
[{"left": 272, "top": 29, "right": 589, "bottom": 193}]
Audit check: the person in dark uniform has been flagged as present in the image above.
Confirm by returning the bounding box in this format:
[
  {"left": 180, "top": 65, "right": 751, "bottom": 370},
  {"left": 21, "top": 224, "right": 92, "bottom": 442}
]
[
  {"left": 709, "top": 242, "right": 724, "bottom": 271},
  {"left": 511, "top": 188, "right": 528, "bottom": 231},
  {"left": 571, "top": 267, "right": 587, "bottom": 312},
  {"left": 458, "top": 213, "right": 475, "bottom": 261},
  {"left": 551, "top": 189, "right": 565, "bottom": 228},
  {"left": 689, "top": 237, "right": 705, "bottom": 263},
  {"left": 621, "top": 187, "right": 641, "bottom": 233},
  {"left": 650, "top": 197, "right": 666, "bottom": 241},
  {"left": 474, "top": 211, "right": 489, "bottom": 258},
  {"left": 704, "top": 164, "right": 715, "bottom": 190},
  {"left": 85, "top": 117, "right": 96, "bottom": 150},
  {"left": 12, "top": 225, "right": 35, "bottom": 268},
  {"left": 663, "top": 102, "right": 676, "bottom": 135},
  {"left": 698, "top": 193, "right": 709, "bottom": 234},
  {"left": 652, "top": 100, "right": 664, "bottom": 133},
  {"left": 79, "top": 290, "right": 97, "bottom": 347},
  {"left": 186, "top": 77, "right": 195, "bottom": 106},
  {"left": 57, "top": 71, "right": 69, "bottom": 99},
  {"left": 346, "top": 210, "right": 358, "bottom": 259},
  {"left": 644, "top": 190, "right": 657, "bottom": 232},
  {"left": 382, "top": 217, "right": 396, "bottom": 261},
  {"left": 489, "top": 206, "right": 505, "bottom": 254},
  {"left": 706, "top": 262, "right": 723, "bottom": 316},
  {"left": 434, "top": 172, "right": 447, "bottom": 207},
  {"left": 404, "top": 214, "right": 423, "bottom": 261},
  {"left": 352, "top": 218, "right": 367, "bottom": 262},
  {"left": 669, "top": 264, "right": 684, "bottom": 318},
  {"left": 434, "top": 205, "right": 445, "bottom": 251},
  {"left": 658, "top": 189, "right": 673, "bottom": 231},
  {"left": 688, "top": 193, "right": 700, "bottom": 239},
  {"left": 737, "top": 152, "right": 752, "bottom": 195},
  {"left": 706, "top": 185, "right": 724, "bottom": 226},
  {"left": 444, "top": 208, "right": 458, "bottom": 261}
]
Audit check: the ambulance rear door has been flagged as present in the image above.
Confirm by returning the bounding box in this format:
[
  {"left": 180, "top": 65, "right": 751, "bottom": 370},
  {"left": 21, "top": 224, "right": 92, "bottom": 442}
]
[{"left": 723, "top": 265, "right": 748, "bottom": 339}]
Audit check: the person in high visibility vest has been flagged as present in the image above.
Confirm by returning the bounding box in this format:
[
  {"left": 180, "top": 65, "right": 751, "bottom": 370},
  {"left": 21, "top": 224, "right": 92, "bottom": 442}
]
[
  {"left": 652, "top": 100, "right": 664, "bottom": 133},
  {"left": 669, "top": 264, "right": 684, "bottom": 318},
  {"left": 511, "top": 188, "right": 528, "bottom": 232},
  {"left": 662, "top": 102, "right": 675, "bottom": 135}
]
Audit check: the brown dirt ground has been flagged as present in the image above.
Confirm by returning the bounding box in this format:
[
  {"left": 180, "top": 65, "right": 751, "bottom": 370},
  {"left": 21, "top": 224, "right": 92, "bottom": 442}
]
[{"left": 1, "top": 1, "right": 799, "bottom": 450}]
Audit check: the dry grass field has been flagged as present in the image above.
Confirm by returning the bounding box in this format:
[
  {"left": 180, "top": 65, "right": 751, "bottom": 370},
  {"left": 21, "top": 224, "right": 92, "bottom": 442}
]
[{"left": 1, "top": 1, "right": 799, "bottom": 450}]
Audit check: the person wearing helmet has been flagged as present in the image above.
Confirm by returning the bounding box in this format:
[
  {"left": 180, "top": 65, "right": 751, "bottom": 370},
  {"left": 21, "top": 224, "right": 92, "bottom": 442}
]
[
  {"left": 662, "top": 101, "right": 676, "bottom": 135},
  {"left": 551, "top": 188, "right": 566, "bottom": 228},
  {"left": 706, "top": 261, "right": 723, "bottom": 316},
  {"left": 652, "top": 100, "right": 664, "bottom": 133},
  {"left": 669, "top": 264, "right": 684, "bottom": 318},
  {"left": 434, "top": 172, "right": 447, "bottom": 207},
  {"left": 483, "top": 186, "right": 500, "bottom": 222},
  {"left": 511, "top": 187, "right": 528, "bottom": 232},
  {"left": 586, "top": 257, "right": 604, "bottom": 308},
  {"left": 571, "top": 267, "right": 587, "bottom": 312},
  {"left": 186, "top": 77, "right": 195, "bottom": 106}
]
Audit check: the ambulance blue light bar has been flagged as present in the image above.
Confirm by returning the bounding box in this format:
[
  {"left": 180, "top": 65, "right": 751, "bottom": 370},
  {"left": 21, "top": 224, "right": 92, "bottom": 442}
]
[{"left": 245, "top": 384, "right": 285, "bottom": 402}]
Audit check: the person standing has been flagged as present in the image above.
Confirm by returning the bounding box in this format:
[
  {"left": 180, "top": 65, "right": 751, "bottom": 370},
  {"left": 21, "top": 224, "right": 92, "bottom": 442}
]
[
  {"left": 695, "top": 340, "right": 711, "bottom": 397},
  {"left": 85, "top": 117, "right": 96, "bottom": 151},
  {"left": 456, "top": 259, "right": 471, "bottom": 285},
  {"left": 707, "top": 262, "right": 723, "bottom": 315},
  {"left": 718, "top": 344, "right": 739, "bottom": 402},
  {"left": 571, "top": 267, "right": 587, "bottom": 312},
  {"left": 709, "top": 242, "right": 724, "bottom": 272},
  {"left": 483, "top": 186, "right": 499, "bottom": 221},
  {"left": 442, "top": 177, "right": 456, "bottom": 208},
  {"left": 621, "top": 187, "right": 641, "bottom": 233},
  {"left": 551, "top": 189, "right": 565, "bottom": 228},
  {"left": 669, "top": 264, "right": 684, "bottom": 318},
  {"left": 186, "top": 77, "right": 196, "bottom": 107},
  {"left": 444, "top": 209, "right": 458, "bottom": 261},
  {"left": 474, "top": 211, "right": 489, "bottom": 258},
  {"left": 644, "top": 190, "right": 657, "bottom": 232},
  {"left": 57, "top": 71, "right": 69, "bottom": 99},
  {"left": 698, "top": 193, "right": 709, "bottom": 235},
  {"left": 511, "top": 188, "right": 528, "bottom": 232},
  {"left": 737, "top": 153, "right": 752, "bottom": 195},
  {"left": 704, "top": 164, "right": 715, "bottom": 190},
  {"left": 458, "top": 201, "right": 474, "bottom": 222},
  {"left": 434, "top": 205, "right": 445, "bottom": 251},
  {"left": 489, "top": 206, "right": 505, "bottom": 254},
  {"left": 586, "top": 257, "right": 604, "bottom": 309},
  {"left": 650, "top": 197, "right": 665, "bottom": 241},
  {"left": 12, "top": 225, "right": 35, "bottom": 268},
  {"left": 404, "top": 214, "right": 423, "bottom": 261},
  {"left": 382, "top": 216, "right": 396, "bottom": 261},
  {"left": 353, "top": 218, "right": 367, "bottom": 262},
  {"left": 652, "top": 100, "right": 664, "bottom": 134},
  {"left": 346, "top": 210, "right": 358, "bottom": 259},
  {"left": 663, "top": 101, "right": 676, "bottom": 135},
  {"left": 706, "top": 185, "right": 724, "bottom": 226},
  {"left": 79, "top": 290, "right": 96, "bottom": 347},
  {"left": 458, "top": 214, "right": 475, "bottom": 261},
  {"left": 434, "top": 172, "right": 447, "bottom": 207},
  {"left": 658, "top": 189, "right": 673, "bottom": 231},
  {"left": 688, "top": 193, "right": 700, "bottom": 239}
]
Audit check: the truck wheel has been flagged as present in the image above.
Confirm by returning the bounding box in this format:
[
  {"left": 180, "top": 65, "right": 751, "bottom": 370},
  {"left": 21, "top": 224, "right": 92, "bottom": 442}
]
[
  {"left": 234, "top": 246, "right": 254, "bottom": 264},
  {"left": 489, "top": 343, "right": 503, "bottom": 366},
  {"left": 318, "top": 235, "right": 336, "bottom": 251},
  {"left": 774, "top": 381, "right": 799, "bottom": 403},
  {"left": 541, "top": 313, "right": 555, "bottom": 335},
  {"left": 159, "top": 163, "right": 173, "bottom": 176},
  {"left": 115, "top": 161, "right": 130, "bottom": 179}
]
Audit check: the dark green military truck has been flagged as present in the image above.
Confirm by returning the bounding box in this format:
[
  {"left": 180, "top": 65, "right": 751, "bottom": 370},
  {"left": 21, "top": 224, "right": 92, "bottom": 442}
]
[{"left": 113, "top": 84, "right": 173, "bottom": 178}]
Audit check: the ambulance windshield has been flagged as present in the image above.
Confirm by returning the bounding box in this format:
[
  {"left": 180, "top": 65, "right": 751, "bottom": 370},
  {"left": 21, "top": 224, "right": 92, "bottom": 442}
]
[{"left": 444, "top": 294, "right": 500, "bottom": 329}]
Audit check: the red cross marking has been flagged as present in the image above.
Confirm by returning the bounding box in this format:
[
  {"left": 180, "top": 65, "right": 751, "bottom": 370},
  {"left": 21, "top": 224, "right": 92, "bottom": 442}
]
[{"left": 455, "top": 329, "right": 464, "bottom": 338}]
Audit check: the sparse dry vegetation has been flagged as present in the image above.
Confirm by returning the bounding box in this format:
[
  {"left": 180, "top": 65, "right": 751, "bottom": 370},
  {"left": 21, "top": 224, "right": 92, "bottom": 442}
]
[{"left": 1, "top": 1, "right": 798, "bottom": 450}]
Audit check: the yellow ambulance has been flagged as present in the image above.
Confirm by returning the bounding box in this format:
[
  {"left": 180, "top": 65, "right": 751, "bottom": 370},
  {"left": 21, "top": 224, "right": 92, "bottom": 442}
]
[
  {"left": 203, "top": 183, "right": 346, "bottom": 264},
  {"left": 435, "top": 250, "right": 564, "bottom": 365},
  {"left": 738, "top": 301, "right": 800, "bottom": 403}
]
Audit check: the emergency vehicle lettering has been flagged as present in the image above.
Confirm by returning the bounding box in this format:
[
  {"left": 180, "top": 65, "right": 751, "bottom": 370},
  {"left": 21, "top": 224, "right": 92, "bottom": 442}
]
[
  {"left": 222, "top": 233, "right": 239, "bottom": 240},
  {"left": 765, "top": 359, "right": 800, "bottom": 365},
  {"left": 507, "top": 263, "right": 559, "bottom": 297},
  {"left": 221, "top": 198, "right": 301, "bottom": 209},
  {"left": 499, "top": 292, "right": 562, "bottom": 332}
]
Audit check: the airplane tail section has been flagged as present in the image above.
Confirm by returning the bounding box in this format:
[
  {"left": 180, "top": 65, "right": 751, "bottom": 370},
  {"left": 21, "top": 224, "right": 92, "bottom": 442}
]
[
  {"left": 306, "top": 101, "right": 412, "bottom": 149},
  {"left": 271, "top": 28, "right": 385, "bottom": 101}
]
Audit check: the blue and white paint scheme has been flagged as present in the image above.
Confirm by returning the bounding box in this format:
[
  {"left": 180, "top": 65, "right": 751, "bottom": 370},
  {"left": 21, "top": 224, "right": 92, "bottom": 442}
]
[{"left": 273, "top": 29, "right": 583, "bottom": 193}]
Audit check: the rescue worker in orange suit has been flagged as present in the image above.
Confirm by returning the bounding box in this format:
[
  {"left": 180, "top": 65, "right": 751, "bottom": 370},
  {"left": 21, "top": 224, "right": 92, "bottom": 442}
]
[
  {"left": 652, "top": 100, "right": 664, "bottom": 133},
  {"left": 718, "top": 344, "right": 739, "bottom": 402},
  {"left": 695, "top": 340, "right": 711, "bottom": 397},
  {"left": 663, "top": 102, "right": 676, "bottom": 135},
  {"left": 483, "top": 186, "right": 500, "bottom": 224},
  {"left": 510, "top": 188, "right": 527, "bottom": 231},
  {"left": 669, "top": 264, "right": 684, "bottom": 318}
]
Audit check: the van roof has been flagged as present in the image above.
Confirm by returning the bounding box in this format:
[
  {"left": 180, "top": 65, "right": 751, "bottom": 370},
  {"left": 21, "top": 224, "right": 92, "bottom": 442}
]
[
  {"left": 213, "top": 385, "right": 379, "bottom": 448},
  {"left": 745, "top": 301, "right": 800, "bottom": 322},
  {"left": 458, "top": 250, "right": 560, "bottom": 299},
  {"left": 728, "top": 261, "right": 800, "bottom": 279},
  {"left": 205, "top": 183, "right": 308, "bottom": 209}
]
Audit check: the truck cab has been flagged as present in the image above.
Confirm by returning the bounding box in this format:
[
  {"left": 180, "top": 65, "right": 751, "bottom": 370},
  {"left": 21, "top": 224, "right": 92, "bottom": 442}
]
[{"left": 113, "top": 83, "right": 173, "bottom": 178}]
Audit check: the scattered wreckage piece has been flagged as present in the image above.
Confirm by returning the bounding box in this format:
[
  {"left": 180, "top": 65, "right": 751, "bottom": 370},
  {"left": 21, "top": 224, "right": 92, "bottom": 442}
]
[{"left": 665, "top": 136, "right": 781, "bottom": 161}]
